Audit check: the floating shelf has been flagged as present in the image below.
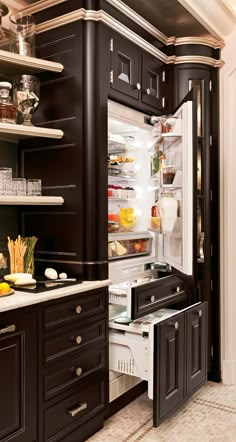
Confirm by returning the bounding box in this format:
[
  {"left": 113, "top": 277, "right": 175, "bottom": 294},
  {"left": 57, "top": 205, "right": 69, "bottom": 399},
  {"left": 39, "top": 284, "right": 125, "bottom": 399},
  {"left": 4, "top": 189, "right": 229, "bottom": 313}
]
[
  {"left": 0, "top": 122, "right": 64, "bottom": 141},
  {"left": 0, "top": 196, "right": 64, "bottom": 205},
  {"left": 0, "top": 49, "right": 64, "bottom": 76}
]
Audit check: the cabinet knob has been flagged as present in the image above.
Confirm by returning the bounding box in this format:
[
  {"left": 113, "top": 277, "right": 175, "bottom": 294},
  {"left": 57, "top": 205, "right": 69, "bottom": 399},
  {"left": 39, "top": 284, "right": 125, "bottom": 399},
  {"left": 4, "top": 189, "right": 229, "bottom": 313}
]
[
  {"left": 75, "top": 335, "right": 82, "bottom": 345},
  {"left": 75, "top": 367, "right": 83, "bottom": 377},
  {"left": 146, "top": 88, "right": 151, "bottom": 95},
  {"left": 196, "top": 309, "right": 202, "bottom": 318},
  {"left": 150, "top": 295, "right": 156, "bottom": 303},
  {"left": 169, "top": 321, "right": 178, "bottom": 330},
  {"left": 67, "top": 402, "right": 87, "bottom": 417},
  {"left": 136, "top": 82, "right": 141, "bottom": 90},
  {"left": 176, "top": 286, "right": 180, "bottom": 293},
  {"left": 76, "top": 305, "right": 82, "bottom": 315}
]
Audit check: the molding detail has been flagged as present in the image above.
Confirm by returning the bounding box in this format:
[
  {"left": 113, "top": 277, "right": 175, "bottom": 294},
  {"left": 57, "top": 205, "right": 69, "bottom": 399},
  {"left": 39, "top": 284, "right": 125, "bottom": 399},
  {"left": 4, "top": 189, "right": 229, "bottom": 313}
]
[
  {"left": 35, "top": 9, "right": 224, "bottom": 68},
  {"left": 20, "top": 0, "right": 67, "bottom": 15},
  {"left": 172, "top": 36, "right": 224, "bottom": 49}
]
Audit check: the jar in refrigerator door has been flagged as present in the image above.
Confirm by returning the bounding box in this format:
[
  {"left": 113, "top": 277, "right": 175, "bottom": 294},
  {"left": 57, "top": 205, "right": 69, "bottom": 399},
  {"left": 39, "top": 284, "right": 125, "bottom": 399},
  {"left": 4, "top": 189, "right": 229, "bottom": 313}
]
[
  {"left": 159, "top": 192, "right": 178, "bottom": 234},
  {"left": 151, "top": 201, "right": 161, "bottom": 231}
]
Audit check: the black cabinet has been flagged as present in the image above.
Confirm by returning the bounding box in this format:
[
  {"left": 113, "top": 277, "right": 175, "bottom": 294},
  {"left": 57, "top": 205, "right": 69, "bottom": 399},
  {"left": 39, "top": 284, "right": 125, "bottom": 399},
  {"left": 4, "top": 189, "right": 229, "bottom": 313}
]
[
  {"left": 109, "top": 32, "right": 166, "bottom": 113},
  {"left": 0, "top": 312, "right": 37, "bottom": 442},
  {"left": 153, "top": 302, "right": 207, "bottom": 427}
]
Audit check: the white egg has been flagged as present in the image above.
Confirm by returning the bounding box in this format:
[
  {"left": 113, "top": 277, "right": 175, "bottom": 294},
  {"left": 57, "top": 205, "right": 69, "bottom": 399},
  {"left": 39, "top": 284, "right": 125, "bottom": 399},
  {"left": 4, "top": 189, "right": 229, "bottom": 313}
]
[
  {"left": 45, "top": 268, "right": 58, "bottom": 280},
  {"left": 59, "top": 272, "right": 67, "bottom": 279}
]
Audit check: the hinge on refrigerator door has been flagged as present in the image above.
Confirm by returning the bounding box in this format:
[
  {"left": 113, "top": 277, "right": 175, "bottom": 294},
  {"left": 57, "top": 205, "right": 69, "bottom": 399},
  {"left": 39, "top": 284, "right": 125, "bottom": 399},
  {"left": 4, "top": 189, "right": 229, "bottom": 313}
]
[
  {"left": 162, "top": 71, "right": 165, "bottom": 82},
  {"left": 110, "top": 70, "right": 113, "bottom": 84},
  {"left": 110, "top": 38, "right": 113, "bottom": 51},
  {"left": 209, "top": 80, "right": 212, "bottom": 91},
  {"left": 210, "top": 135, "right": 213, "bottom": 146},
  {"left": 211, "top": 345, "right": 214, "bottom": 357},
  {"left": 162, "top": 97, "right": 165, "bottom": 108}
]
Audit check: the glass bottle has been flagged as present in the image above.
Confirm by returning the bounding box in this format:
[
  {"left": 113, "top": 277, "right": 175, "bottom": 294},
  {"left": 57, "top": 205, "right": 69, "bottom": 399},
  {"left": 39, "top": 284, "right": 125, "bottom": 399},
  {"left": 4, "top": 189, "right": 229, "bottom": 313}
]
[
  {"left": 159, "top": 192, "right": 178, "bottom": 234},
  {"left": 0, "top": 82, "right": 16, "bottom": 124}
]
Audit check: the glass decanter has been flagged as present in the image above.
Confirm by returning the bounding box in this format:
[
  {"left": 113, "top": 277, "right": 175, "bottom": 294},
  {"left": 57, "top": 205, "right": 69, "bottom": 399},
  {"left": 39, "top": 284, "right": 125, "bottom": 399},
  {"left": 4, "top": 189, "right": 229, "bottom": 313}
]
[
  {"left": 0, "top": 82, "right": 16, "bottom": 124},
  {"left": 13, "top": 75, "right": 40, "bottom": 126}
]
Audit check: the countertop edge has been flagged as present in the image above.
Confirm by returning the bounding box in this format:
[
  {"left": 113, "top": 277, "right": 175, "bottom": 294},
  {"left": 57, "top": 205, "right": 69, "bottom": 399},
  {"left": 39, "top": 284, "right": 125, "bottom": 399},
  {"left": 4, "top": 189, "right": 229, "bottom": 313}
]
[{"left": 0, "top": 280, "right": 110, "bottom": 313}]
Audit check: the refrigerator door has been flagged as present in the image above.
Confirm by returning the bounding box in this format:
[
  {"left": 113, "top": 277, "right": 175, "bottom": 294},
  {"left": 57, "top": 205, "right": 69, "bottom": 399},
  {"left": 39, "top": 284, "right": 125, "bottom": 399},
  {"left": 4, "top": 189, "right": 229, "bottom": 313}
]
[{"left": 161, "top": 91, "right": 196, "bottom": 276}]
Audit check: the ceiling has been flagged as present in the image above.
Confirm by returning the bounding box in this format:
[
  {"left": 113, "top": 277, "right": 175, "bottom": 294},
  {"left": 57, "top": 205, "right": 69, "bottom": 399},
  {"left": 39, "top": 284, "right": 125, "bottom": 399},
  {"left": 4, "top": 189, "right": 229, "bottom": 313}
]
[{"left": 122, "top": 0, "right": 212, "bottom": 38}]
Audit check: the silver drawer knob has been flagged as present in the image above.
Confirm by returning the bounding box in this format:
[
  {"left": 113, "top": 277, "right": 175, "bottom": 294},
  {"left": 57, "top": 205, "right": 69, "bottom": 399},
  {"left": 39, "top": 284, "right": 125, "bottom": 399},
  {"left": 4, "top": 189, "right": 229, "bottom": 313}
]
[
  {"left": 75, "top": 367, "right": 83, "bottom": 377},
  {"left": 76, "top": 305, "right": 82, "bottom": 314},
  {"left": 169, "top": 321, "right": 178, "bottom": 330},
  {"left": 150, "top": 295, "right": 155, "bottom": 303},
  {"left": 75, "top": 336, "right": 82, "bottom": 345}
]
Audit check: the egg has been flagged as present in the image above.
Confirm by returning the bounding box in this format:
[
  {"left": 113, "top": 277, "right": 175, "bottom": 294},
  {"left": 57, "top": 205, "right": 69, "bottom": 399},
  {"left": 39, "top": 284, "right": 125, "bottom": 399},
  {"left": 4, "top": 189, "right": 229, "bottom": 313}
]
[
  {"left": 44, "top": 268, "right": 58, "bottom": 280},
  {"left": 59, "top": 272, "right": 67, "bottom": 279}
]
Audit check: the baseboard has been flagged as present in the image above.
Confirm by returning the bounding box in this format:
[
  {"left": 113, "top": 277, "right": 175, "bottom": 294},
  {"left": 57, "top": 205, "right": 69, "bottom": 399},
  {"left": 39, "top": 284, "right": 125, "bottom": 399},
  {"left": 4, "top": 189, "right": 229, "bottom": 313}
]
[{"left": 222, "top": 360, "right": 236, "bottom": 384}]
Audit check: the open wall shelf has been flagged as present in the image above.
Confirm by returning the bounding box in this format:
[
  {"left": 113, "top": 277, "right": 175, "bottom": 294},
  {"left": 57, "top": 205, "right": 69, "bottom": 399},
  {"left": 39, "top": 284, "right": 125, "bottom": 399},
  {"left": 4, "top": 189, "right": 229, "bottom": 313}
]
[{"left": 0, "top": 50, "right": 64, "bottom": 76}]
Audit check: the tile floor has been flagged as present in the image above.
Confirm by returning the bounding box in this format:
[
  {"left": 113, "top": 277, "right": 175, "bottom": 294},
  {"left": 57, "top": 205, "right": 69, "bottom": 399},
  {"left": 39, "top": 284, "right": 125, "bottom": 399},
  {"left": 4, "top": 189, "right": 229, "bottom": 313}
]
[{"left": 88, "top": 382, "right": 236, "bottom": 441}]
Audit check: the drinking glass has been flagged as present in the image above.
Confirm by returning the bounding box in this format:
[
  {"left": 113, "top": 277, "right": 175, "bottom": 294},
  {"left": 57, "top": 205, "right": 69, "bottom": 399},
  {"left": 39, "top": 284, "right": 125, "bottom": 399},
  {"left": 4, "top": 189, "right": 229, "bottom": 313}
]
[
  {"left": 12, "top": 178, "right": 26, "bottom": 196},
  {"left": 0, "top": 167, "right": 12, "bottom": 195},
  {"left": 27, "top": 179, "right": 42, "bottom": 196},
  {"left": 9, "top": 13, "right": 36, "bottom": 57},
  {"left": 120, "top": 207, "right": 136, "bottom": 231},
  {"left": 13, "top": 75, "right": 40, "bottom": 126}
]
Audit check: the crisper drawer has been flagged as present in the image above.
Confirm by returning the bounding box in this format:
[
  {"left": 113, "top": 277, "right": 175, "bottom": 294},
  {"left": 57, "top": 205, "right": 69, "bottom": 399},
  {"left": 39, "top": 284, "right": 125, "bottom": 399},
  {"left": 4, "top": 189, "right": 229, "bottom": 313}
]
[
  {"left": 44, "top": 377, "right": 105, "bottom": 442},
  {"left": 44, "top": 347, "right": 106, "bottom": 401},
  {"left": 43, "top": 288, "right": 107, "bottom": 332},
  {"left": 44, "top": 320, "right": 106, "bottom": 366},
  {"left": 132, "top": 275, "right": 185, "bottom": 318}
]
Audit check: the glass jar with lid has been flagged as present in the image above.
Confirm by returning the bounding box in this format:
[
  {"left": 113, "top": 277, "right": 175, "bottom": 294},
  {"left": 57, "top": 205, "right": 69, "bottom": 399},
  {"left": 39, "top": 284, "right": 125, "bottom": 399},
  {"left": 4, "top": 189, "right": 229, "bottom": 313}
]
[
  {"left": 159, "top": 192, "right": 178, "bottom": 233},
  {"left": 0, "top": 82, "right": 16, "bottom": 124}
]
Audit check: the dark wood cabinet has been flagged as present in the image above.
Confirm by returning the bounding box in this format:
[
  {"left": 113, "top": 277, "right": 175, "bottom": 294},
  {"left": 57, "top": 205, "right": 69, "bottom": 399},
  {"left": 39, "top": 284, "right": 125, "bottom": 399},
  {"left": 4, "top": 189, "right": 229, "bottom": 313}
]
[
  {"left": 0, "top": 312, "right": 37, "bottom": 442},
  {"left": 109, "top": 32, "right": 166, "bottom": 114},
  {"left": 186, "top": 302, "right": 207, "bottom": 394},
  {"left": 153, "top": 302, "right": 207, "bottom": 427},
  {"left": 157, "top": 313, "right": 185, "bottom": 420},
  {"left": 141, "top": 54, "right": 165, "bottom": 111},
  {"left": 110, "top": 35, "right": 140, "bottom": 101}
]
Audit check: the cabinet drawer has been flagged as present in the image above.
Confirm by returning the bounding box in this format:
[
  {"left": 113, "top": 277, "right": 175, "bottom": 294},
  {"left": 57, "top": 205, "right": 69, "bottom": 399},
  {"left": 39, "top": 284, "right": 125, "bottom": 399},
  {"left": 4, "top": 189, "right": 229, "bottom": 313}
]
[
  {"left": 132, "top": 275, "right": 185, "bottom": 318},
  {"left": 43, "top": 288, "right": 107, "bottom": 332},
  {"left": 44, "top": 347, "right": 106, "bottom": 401},
  {"left": 44, "top": 378, "right": 105, "bottom": 441},
  {"left": 44, "top": 320, "right": 106, "bottom": 366}
]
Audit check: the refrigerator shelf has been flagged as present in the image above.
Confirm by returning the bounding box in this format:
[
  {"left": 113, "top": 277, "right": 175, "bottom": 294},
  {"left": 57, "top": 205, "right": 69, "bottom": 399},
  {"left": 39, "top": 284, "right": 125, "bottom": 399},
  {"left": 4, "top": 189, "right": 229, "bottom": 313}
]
[
  {"left": 108, "top": 175, "right": 137, "bottom": 182},
  {"left": 108, "top": 197, "right": 137, "bottom": 201},
  {"left": 109, "top": 231, "right": 151, "bottom": 241},
  {"left": 108, "top": 139, "right": 141, "bottom": 152},
  {"left": 108, "top": 251, "right": 150, "bottom": 261}
]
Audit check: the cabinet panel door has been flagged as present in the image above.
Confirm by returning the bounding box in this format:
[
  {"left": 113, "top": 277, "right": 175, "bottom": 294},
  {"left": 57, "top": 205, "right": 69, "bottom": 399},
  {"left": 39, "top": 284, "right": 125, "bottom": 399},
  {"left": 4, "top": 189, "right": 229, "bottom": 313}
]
[
  {"left": 153, "top": 312, "right": 185, "bottom": 426},
  {"left": 110, "top": 36, "right": 140, "bottom": 100},
  {"left": 141, "top": 54, "right": 165, "bottom": 111},
  {"left": 0, "top": 313, "right": 36, "bottom": 442},
  {"left": 186, "top": 302, "right": 207, "bottom": 394}
]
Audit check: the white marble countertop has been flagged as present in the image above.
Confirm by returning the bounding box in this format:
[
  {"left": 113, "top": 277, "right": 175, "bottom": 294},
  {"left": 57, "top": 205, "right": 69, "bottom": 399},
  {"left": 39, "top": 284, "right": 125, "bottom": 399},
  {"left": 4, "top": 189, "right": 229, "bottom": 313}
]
[{"left": 0, "top": 280, "right": 110, "bottom": 313}]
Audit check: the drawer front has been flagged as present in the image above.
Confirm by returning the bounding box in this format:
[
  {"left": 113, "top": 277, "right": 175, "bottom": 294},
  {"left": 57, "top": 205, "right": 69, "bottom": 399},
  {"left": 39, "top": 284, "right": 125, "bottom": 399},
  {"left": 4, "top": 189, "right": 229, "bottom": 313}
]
[
  {"left": 44, "top": 320, "right": 106, "bottom": 366},
  {"left": 132, "top": 275, "right": 185, "bottom": 318},
  {"left": 43, "top": 288, "right": 107, "bottom": 332},
  {"left": 44, "top": 347, "right": 106, "bottom": 401},
  {"left": 44, "top": 378, "right": 105, "bottom": 442}
]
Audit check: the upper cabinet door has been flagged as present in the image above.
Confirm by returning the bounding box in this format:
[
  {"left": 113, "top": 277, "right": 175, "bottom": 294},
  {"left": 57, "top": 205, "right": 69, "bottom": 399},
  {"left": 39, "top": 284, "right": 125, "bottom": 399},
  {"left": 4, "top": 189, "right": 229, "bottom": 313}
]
[
  {"left": 110, "top": 36, "right": 140, "bottom": 101},
  {"left": 141, "top": 54, "right": 165, "bottom": 111},
  {"left": 162, "top": 89, "right": 197, "bottom": 276}
]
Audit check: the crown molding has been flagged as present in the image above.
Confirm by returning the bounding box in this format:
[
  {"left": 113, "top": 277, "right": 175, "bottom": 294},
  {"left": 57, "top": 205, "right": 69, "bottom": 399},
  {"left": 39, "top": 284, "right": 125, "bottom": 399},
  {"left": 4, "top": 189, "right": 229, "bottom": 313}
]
[
  {"left": 35, "top": 8, "right": 224, "bottom": 68},
  {"left": 20, "top": 0, "right": 67, "bottom": 15},
  {"left": 105, "top": 0, "right": 224, "bottom": 49}
]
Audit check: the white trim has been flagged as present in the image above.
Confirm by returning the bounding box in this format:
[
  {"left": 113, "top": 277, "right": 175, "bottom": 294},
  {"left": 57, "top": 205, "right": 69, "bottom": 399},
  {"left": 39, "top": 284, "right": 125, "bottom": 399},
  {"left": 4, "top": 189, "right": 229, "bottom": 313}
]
[
  {"left": 173, "top": 36, "right": 224, "bottom": 49},
  {"left": 35, "top": 9, "right": 223, "bottom": 68},
  {"left": 222, "top": 360, "right": 236, "bottom": 385},
  {"left": 19, "top": 0, "right": 67, "bottom": 15}
]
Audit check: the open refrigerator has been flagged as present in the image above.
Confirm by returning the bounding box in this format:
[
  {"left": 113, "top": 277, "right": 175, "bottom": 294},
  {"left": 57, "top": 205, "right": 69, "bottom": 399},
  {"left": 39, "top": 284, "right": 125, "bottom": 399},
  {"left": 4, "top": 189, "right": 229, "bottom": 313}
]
[{"left": 107, "top": 91, "right": 199, "bottom": 417}]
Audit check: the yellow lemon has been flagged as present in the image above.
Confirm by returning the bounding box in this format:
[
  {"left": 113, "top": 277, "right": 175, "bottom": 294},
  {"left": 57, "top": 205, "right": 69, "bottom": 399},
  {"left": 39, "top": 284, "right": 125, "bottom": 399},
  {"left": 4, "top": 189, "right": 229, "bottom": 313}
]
[{"left": 0, "top": 282, "right": 10, "bottom": 294}]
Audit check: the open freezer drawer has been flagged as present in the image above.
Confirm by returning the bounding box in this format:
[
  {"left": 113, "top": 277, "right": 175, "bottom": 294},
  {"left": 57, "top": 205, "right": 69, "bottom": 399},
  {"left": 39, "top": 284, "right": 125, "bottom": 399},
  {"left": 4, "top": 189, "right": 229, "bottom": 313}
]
[
  {"left": 109, "top": 274, "right": 186, "bottom": 319},
  {"left": 109, "top": 302, "right": 207, "bottom": 427}
]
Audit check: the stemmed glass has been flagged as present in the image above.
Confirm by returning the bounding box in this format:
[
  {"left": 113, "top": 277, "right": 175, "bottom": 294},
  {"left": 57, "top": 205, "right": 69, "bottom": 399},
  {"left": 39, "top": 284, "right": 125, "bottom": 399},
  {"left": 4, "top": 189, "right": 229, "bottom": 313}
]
[{"left": 13, "top": 75, "right": 40, "bottom": 126}]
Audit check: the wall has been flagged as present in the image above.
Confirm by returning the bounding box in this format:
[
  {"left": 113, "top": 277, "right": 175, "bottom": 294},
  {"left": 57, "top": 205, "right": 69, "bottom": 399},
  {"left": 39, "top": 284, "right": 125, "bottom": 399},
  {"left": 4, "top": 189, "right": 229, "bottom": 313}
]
[{"left": 221, "top": 25, "right": 236, "bottom": 384}]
